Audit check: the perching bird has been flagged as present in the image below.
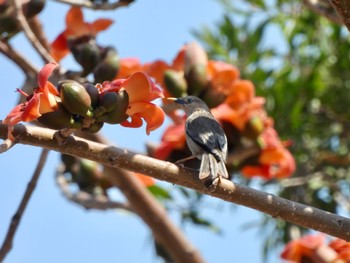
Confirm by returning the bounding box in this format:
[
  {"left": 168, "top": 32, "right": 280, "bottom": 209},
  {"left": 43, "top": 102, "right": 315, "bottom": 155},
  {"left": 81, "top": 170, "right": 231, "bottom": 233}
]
[{"left": 167, "top": 96, "right": 228, "bottom": 187}]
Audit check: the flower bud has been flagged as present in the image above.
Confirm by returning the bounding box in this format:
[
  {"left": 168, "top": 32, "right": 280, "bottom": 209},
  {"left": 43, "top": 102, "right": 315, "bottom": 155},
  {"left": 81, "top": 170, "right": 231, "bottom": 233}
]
[
  {"left": 82, "top": 121, "right": 104, "bottom": 133},
  {"left": 164, "top": 70, "right": 187, "bottom": 97},
  {"left": 59, "top": 80, "right": 92, "bottom": 116},
  {"left": 99, "top": 90, "right": 129, "bottom": 124},
  {"left": 93, "top": 47, "right": 120, "bottom": 83},
  {"left": 243, "top": 116, "right": 264, "bottom": 140},
  {"left": 71, "top": 39, "right": 101, "bottom": 75},
  {"left": 38, "top": 102, "right": 78, "bottom": 129},
  {"left": 83, "top": 82, "right": 99, "bottom": 108},
  {"left": 184, "top": 42, "right": 208, "bottom": 95},
  {"left": 186, "top": 64, "right": 208, "bottom": 95},
  {"left": 200, "top": 85, "right": 226, "bottom": 108}
]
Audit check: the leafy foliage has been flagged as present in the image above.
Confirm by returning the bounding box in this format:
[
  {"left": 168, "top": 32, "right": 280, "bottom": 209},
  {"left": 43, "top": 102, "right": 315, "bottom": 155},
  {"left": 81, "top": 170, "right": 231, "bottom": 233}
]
[{"left": 194, "top": 0, "right": 350, "bottom": 259}]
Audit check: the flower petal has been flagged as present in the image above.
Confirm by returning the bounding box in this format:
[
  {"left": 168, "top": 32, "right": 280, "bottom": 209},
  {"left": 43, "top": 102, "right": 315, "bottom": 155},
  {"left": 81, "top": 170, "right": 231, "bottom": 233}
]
[
  {"left": 134, "top": 173, "right": 155, "bottom": 187},
  {"left": 124, "top": 101, "right": 165, "bottom": 135},
  {"left": 65, "top": 7, "right": 85, "bottom": 35},
  {"left": 38, "top": 62, "right": 58, "bottom": 90},
  {"left": 50, "top": 33, "right": 69, "bottom": 62},
  {"left": 91, "top": 19, "right": 113, "bottom": 34},
  {"left": 123, "top": 72, "right": 164, "bottom": 102}
]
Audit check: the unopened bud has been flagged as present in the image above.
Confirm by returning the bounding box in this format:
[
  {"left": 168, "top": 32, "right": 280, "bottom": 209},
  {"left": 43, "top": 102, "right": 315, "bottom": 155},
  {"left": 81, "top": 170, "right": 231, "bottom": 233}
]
[
  {"left": 164, "top": 70, "right": 187, "bottom": 97},
  {"left": 93, "top": 47, "right": 120, "bottom": 83},
  {"left": 59, "top": 80, "right": 92, "bottom": 116}
]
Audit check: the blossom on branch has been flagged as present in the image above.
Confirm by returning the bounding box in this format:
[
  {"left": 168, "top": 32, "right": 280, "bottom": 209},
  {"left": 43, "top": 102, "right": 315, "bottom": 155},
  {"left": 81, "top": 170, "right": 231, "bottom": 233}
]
[
  {"left": 4, "top": 62, "right": 59, "bottom": 140},
  {"left": 281, "top": 234, "right": 350, "bottom": 262},
  {"left": 98, "top": 72, "right": 165, "bottom": 135},
  {"left": 50, "top": 7, "right": 113, "bottom": 61}
]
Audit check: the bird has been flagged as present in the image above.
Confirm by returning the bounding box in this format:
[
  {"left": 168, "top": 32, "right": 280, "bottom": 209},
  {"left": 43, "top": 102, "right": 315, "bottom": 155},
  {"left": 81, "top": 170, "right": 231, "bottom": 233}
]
[{"left": 167, "top": 96, "right": 229, "bottom": 188}]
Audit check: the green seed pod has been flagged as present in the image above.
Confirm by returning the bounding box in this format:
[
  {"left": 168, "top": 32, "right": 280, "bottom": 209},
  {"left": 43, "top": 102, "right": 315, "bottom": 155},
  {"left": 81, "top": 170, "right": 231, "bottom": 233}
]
[
  {"left": 98, "top": 91, "right": 118, "bottom": 113},
  {"left": 93, "top": 47, "right": 120, "bottom": 83},
  {"left": 164, "top": 70, "right": 187, "bottom": 97},
  {"left": 83, "top": 82, "right": 99, "bottom": 108},
  {"left": 71, "top": 39, "right": 101, "bottom": 76},
  {"left": 200, "top": 85, "right": 226, "bottom": 108},
  {"left": 100, "top": 90, "right": 129, "bottom": 124},
  {"left": 82, "top": 121, "right": 104, "bottom": 133},
  {"left": 59, "top": 80, "right": 92, "bottom": 116},
  {"left": 38, "top": 103, "right": 76, "bottom": 129},
  {"left": 185, "top": 64, "right": 208, "bottom": 96},
  {"left": 243, "top": 116, "right": 264, "bottom": 140}
]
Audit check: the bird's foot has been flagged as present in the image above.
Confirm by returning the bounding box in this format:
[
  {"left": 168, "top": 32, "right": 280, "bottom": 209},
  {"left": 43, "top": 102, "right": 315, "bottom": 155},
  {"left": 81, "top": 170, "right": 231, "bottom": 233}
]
[{"left": 204, "top": 177, "right": 220, "bottom": 192}]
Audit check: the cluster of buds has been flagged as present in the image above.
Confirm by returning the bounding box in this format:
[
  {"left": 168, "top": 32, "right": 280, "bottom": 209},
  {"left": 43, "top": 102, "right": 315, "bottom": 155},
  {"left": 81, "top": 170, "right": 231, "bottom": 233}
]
[
  {"left": 38, "top": 79, "right": 129, "bottom": 133},
  {"left": 116, "top": 42, "right": 295, "bottom": 179},
  {"left": 50, "top": 7, "right": 119, "bottom": 83},
  {"left": 3, "top": 62, "right": 165, "bottom": 140}
]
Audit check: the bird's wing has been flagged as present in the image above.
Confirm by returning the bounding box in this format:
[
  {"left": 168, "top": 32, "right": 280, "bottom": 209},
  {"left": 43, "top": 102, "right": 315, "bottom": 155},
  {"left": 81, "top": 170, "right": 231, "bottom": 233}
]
[{"left": 186, "top": 116, "right": 226, "bottom": 161}]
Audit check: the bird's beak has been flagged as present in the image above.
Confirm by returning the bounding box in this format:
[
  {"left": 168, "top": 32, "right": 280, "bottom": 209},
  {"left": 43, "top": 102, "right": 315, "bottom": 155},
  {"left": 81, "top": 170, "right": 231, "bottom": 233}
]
[{"left": 165, "top": 97, "right": 186, "bottom": 105}]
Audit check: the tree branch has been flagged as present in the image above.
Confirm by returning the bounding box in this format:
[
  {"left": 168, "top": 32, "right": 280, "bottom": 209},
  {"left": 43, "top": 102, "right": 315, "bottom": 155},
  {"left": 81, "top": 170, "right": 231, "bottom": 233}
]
[
  {"left": 55, "top": 172, "right": 133, "bottom": 212},
  {"left": 9, "top": 0, "right": 54, "bottom": 63},
  {"left": 75, "top": 131, "right": 205, "bottom": 263},
  {"left": 0, "top": 41, "right": 39, "bottom": 76},
  {"left": 1, "top": 123, "right": 350, "bottom": 241},
  {"left": 328, "top": 0, "right": 350, "bottom": 31},
  {"left": 0, "top": 148, "right": 49, "bottom": 262},
  {"left": 53, "top": 0, "right": 135, "bottom": 11}
]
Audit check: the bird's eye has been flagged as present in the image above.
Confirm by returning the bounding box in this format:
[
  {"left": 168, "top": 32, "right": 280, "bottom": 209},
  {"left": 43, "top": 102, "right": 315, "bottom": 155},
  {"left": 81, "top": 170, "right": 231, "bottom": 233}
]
[{"left": 187, "top": 98, "right": 193, "bottom": 103}]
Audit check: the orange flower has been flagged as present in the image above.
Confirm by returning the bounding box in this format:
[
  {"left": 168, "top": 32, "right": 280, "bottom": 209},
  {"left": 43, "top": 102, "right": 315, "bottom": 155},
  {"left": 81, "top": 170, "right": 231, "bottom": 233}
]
[
  {"left": 329, "top": 239, "right": 350, "bottom": 261},
  {"left": 207, "top": 60, "right": 240, "bottom": 94},
  {"left": 241, "top": 127, "right": 295, "bottom": 179},
  {"left": 4, "top": 62, "right": 59, "bottom": 140},
  {"left": 99, "top": 72, "right": 165, "bottom": 134},
  {"left": 154, "top": 121, "right": 187, "bottom": 160},
  {"left": 50, "top": 7, "right": 113, "bottom": 61},
  {"left": 281, "top": 234, "right": 325, "bottom": 262},
  {"left": 117, "top": 58, "right": 143, "bottom": 79}
]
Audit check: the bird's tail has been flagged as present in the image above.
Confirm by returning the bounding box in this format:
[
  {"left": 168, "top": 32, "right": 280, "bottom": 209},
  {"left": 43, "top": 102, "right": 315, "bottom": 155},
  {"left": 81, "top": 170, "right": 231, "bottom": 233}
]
[{"left": 199, "top": 153, "right": 229, "bottom": 182}]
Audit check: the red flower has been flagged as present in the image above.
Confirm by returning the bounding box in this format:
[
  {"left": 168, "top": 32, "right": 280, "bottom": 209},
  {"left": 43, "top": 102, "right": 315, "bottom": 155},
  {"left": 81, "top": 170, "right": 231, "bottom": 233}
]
[
  {"left": 50, "top": 7, "right": 113, "bottom": 61},
  {"left": 154, "top": 121, "right": 187, "bottom": 160},
  {"left": 329, "top": 239, "right": 350, "bottom": 261},
  {"left": 281, "top": 234, "right": 325, "bottom": 262},
  {"left": 98, "top": 72, "right": 165, "bottom": 134},
  {"left": 241, "top": 127, "right": 296, "bottom": 179},
  {"left": 4, "top": 62, "right": 59, "bottom": 140}
]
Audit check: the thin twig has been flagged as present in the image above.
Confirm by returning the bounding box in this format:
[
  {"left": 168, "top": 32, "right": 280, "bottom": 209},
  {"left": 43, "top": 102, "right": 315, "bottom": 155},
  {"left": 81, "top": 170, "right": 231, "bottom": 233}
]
[
  {"left": 0, "top": 148, "right": 49, "bottom": 262},
  {"left": 0, "top": 40, "right": 39, "bottom": 76},
  {"left": 1, "top": 123, "right": 350, "bottom": 241},
  {"left": 0, "top": 138, "right": 18, "bottom": 153},
  {"left": 9, "top": 0, "right": 54, "bottom": 63},
  {"left": 55, "top": 172, "right": 133, "bottom": 211},
  {"left": 54, "top": 0, "right": 134, "bottom": 10}
]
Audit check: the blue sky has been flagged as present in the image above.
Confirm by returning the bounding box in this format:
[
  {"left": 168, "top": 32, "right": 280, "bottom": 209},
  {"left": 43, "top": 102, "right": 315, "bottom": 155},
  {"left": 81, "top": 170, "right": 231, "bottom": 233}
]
[{"left": 0, "top": 1, "right": 282, "bottom": 262}]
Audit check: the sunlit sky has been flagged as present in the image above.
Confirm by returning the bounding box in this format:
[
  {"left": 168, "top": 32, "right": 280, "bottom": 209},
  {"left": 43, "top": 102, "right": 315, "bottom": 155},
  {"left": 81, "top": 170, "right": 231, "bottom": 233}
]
[{"left": 0, "top": 1, "right": 282, "bottom": 262}]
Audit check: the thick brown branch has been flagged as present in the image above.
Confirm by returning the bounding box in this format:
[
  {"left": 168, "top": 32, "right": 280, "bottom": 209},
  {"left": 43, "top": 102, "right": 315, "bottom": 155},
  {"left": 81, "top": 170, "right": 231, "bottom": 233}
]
[
  {"left": 1, "top": 123, "right": 350, "bottom": 241},
  {"left": 328, "top": 0, "right": 350, "bottom": 31},
  {"left": 54, "top": 0, "right": 134, "bottom": 10},
  {"left": 0, "top": 148, "right": 49, "bottom": 261},
  {"left": 76, "top": 132, "right": 205, "bottom": 263}
]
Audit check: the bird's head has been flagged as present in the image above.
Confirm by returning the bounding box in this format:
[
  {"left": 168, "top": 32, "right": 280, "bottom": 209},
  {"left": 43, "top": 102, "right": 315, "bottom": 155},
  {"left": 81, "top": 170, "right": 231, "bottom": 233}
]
[{"left": 166, "top": 96, "right": 210, "bottom": 115}]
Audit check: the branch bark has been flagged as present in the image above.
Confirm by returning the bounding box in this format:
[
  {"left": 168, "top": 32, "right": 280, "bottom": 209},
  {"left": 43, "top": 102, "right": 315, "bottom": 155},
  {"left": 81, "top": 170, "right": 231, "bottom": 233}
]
[
  {"left": 1, "top": 123, "right": 350, "bottom": 241},
  {"left": 328, "top": 0, "right": 350, "bottom": 31}
]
